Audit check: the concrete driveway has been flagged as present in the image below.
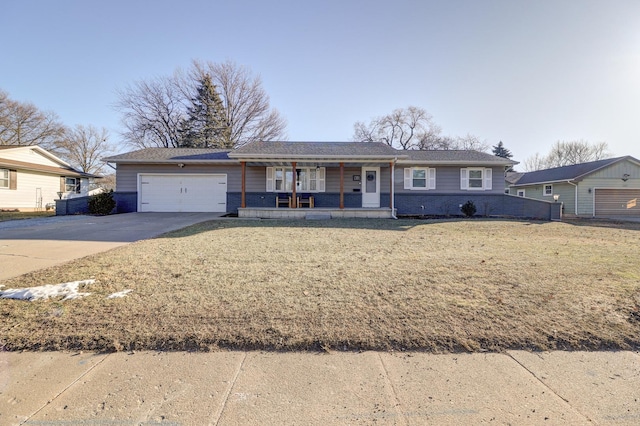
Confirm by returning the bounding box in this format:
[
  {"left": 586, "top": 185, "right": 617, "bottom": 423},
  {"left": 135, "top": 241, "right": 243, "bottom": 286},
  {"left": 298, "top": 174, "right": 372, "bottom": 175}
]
[{"left": 0, "top": 212, "right": 222, "bottom": 281}]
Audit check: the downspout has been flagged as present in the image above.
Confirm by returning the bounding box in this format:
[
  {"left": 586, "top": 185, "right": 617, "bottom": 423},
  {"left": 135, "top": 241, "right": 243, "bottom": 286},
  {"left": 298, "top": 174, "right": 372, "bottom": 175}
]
[
  {"left": 390, "top": 158, "right": 398, "bottom": 219},
  {"left": 567, "top": 180, "right": 578, "bottom": 215}
]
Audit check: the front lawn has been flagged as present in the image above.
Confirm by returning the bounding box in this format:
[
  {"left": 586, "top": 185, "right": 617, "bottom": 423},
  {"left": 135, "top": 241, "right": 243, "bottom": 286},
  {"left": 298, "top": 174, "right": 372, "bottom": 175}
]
[
  {"left": 0, "top": 210, "right": 55, "bottom": 222},
  {"left": 1, "top": 218, "right": 639, "bottom": 352}
]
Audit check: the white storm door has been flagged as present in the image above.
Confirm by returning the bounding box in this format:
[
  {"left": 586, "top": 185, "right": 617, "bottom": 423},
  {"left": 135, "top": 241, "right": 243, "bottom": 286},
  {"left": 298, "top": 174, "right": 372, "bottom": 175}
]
[{"left": 362, "top": 167, "right": 380, "bottom": 208}]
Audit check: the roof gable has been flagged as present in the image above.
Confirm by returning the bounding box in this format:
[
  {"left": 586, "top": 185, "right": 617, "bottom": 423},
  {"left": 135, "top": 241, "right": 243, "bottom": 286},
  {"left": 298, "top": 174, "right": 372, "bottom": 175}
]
[
  {"left": 0, "top": 145, "right": 72, "bottom": 168},
  {"left": 513, "top": 156, "right": 640, "bottom": 186},
  {"left": 0, "top": 145, "right": 97, "bottom": 177}
]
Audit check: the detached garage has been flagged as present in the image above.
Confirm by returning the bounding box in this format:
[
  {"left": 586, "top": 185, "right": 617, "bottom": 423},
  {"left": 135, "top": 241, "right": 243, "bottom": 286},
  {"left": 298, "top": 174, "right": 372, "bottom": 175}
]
[{"left": 138, "top": 174, "right": 227, "bottom": 212}]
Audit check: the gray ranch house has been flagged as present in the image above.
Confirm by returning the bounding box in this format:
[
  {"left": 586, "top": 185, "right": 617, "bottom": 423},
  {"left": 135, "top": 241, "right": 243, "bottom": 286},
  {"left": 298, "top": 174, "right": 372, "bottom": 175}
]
[
  {"left": 104, "top": 141, "right": 561, "bottom": 220},
  {"left": 508, "top": 156, "right": 640, "bottom": 218}
]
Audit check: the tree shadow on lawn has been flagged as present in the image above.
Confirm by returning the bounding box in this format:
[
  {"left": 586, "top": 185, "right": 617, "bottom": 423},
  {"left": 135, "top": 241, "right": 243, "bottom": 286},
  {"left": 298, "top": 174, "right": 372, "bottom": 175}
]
[{"left": 157, "top": 217, "right": 555, "bottom": 239}]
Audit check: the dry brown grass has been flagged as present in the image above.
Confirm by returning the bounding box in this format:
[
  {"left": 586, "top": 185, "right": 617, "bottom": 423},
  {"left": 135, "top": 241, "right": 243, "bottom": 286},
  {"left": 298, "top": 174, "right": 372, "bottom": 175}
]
[
  {"left": 0, "top": 210, "right": 55, "bottom": 221},
  {"left": 1, "top": 218, "right": 639, "bottom": 353}
]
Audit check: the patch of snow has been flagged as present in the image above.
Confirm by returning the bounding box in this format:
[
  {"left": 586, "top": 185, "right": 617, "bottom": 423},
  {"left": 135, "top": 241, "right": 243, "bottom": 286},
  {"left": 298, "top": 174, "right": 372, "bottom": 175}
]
[
  {"left": 0, "top": 279, "right": 95, "bottom": 301},
  {"left": 107, "top": 289, "right": 133, "bottom": 299}
]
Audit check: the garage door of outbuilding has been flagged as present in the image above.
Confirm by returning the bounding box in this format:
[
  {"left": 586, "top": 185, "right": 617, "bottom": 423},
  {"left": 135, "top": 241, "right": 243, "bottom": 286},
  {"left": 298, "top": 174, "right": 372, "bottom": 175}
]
[
  {"left": 594, "top": 188, "right": 640, "bottom": 217},
  {"left": 138, "top": 174, "right": 227, "bottom": 212}
]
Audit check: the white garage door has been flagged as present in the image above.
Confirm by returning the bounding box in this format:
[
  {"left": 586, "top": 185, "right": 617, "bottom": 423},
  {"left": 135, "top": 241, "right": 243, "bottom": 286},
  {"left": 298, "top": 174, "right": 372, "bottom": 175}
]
[
  {"left": 138, "top": 174, "right": 227, "bottom": 212},
  {"left": 594, "top": 189, "right": 640, "bottom": 217}
]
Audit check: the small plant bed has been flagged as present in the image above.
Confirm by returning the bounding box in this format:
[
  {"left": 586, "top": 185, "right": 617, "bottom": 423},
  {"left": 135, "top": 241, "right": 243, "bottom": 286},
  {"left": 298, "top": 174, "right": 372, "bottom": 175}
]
[{"left": 1, "top": 219, "right": 639, "bottom": 352}]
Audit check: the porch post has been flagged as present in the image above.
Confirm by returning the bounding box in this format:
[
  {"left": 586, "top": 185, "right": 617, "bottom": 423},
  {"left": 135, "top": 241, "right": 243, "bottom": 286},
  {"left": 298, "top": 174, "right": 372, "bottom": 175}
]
[
  {"left": 339, "top": 162, "right": 344, "bottom": 209},
  {"left": 241, "top": 161, "right": 246, "bottom": 208},
  {"left": 389, "top": 161, "right": 394, "bottom": 209},
  {"left": 291, "top": 161, "right": 297, "bottom": 208}
]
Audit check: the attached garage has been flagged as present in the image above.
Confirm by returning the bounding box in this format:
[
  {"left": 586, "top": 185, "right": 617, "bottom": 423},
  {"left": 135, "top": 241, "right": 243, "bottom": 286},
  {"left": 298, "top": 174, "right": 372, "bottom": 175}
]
[
  {"left": 138, "top": 174, "right": 227, "bottom": 212},
  {"left": 594, "top": 189, "right": 640, "bottom": 217}
]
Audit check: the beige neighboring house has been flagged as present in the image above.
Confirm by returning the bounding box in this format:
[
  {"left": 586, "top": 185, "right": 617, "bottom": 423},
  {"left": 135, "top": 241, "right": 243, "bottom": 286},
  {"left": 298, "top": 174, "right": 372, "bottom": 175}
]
[{"left": 0, "top": 145, "right": 97, "bottom": 211}]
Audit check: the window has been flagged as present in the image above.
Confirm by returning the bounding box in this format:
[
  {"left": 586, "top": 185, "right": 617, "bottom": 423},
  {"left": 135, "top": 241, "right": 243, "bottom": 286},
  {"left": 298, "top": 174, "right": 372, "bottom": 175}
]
[
  {"left": 267, "top": 167, "right": 325, "bottom": 192},
  {"left": 468, "top": 169, "right": 483, "bottom": 188},
  {"left": 543, "top": 184, "right": 553, "bottom": 196},
  {"left": 460, "top": 168, "right": 493, "bottom": 191},
  {"left": 0, "top": 169, "right": 8, "bottom": 189},
  {"left": 65, "top": 177, "right": 80, "bottom": 193},
  {"left": 404, "top": 167, "right": 436, "bottom": 190},
  {"left": 517, "top": 189, "right": 525, "bottom": 197}
]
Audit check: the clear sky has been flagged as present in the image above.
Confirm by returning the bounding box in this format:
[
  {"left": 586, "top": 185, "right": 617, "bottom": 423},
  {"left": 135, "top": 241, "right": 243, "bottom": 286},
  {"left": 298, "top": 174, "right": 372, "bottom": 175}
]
[{"left": 2, "top": 0, "right": 639, "bottom": 167}]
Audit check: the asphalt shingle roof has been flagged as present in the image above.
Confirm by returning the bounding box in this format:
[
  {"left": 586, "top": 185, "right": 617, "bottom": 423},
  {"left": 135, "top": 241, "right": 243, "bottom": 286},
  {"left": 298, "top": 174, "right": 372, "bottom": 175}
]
[
  {"left": 230, "top": 141, "right": 399, "bottom": 157},
  {"left": 401, "top": 150, "right": 516, "bottom": 164},
  {"left": 104, "top": 148, "right": 231, "bottom": 162},
  {"left": 104, "top": 142, "right": 518, "bottom": 166},
  {"left": 513, "top": 156, "right": 635, "bottom": 185}
]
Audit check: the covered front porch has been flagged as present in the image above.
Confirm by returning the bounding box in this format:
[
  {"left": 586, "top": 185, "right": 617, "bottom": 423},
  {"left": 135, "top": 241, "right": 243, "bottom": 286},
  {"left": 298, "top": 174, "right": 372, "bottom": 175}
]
[{"left": 229, "top": 141, "right": 404, "bottom": 219}]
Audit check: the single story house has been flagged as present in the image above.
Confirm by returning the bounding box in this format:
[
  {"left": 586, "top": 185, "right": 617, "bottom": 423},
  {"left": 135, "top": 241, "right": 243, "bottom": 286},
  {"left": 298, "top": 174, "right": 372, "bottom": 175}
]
[
  {"left": 103, "top": 141, "right": 562, "bottom": 220},
  {"left": 0, "top": 145, "right": 96, "bottom": 211},
  {"left": 508, "top": 156, "right": 640, "bottom": 218}
]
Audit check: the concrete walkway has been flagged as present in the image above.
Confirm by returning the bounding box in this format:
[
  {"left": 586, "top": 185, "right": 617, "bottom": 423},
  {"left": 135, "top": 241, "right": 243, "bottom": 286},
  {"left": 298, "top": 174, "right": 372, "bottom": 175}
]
[
  {"left": 1, "top": 350, "right": 639, "bottom": 425},
  {"left": 0, "top": 213, "right": 222, "bottom": 280}
]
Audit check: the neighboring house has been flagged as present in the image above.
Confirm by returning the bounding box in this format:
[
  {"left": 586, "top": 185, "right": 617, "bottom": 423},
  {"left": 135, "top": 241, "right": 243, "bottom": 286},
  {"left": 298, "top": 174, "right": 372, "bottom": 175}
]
[
  {"left": 504, "top": 172, "right": 524, "bottom": 194},
  {"left": 103, "top": 141, "right": 562, "bottom": 220},
  {"left": 0, "top": 145, "right": 97, "bottom": 211},
  {"left": 508, "top": 156, "right": 640, "bottom": 218}
]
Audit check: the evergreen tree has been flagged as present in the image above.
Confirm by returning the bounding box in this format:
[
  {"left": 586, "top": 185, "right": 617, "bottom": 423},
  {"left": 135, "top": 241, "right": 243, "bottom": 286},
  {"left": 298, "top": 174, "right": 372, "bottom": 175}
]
[
  {"left": 492, "top": 141, "right": 513, "bottom": 159},
  {"left": 179, "top": 74, "right": 231, "bottom": 148},
  {"left": 492, "top": 141, "right": 514, "bottom": 172}
]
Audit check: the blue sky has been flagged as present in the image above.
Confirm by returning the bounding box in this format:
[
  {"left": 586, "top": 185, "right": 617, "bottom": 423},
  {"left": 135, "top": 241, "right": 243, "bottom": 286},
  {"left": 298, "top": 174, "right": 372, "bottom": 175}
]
[{"left": 2, "top": 0, "right": 639, "bottom": 167}]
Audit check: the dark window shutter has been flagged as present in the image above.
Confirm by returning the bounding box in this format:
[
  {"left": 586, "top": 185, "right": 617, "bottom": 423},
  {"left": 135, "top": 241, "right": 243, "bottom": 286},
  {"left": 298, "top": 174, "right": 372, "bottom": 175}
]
[
  {"left": 60, "top": 177, "right": 66, "bottom": 192},
  {"left": 75, "top": 179, "right": 81, "bottom": 193},
  {"left": 9, "top": 170, "right": 17, "bottom": 190}
]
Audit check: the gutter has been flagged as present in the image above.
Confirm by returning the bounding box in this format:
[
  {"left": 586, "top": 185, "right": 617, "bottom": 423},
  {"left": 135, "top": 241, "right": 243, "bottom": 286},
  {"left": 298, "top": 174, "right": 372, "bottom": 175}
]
[
  {"left": 567, "top": 180, "right": 578, "bottom": 215},
  {"left": 391, "top": 157, "right": 398, "bottom": 219}
]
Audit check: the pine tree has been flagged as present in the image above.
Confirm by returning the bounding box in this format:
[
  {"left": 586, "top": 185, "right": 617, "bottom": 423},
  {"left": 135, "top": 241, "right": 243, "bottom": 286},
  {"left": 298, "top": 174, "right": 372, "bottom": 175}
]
[
  {"left": 179, "top": 74, "right": 231, "bottom": 148},
  {"left": 492, "top": 141, "right": 514, "bottom": 172},
  {"left": 492, "top": 141, "right": 513, "bottom": 159}
]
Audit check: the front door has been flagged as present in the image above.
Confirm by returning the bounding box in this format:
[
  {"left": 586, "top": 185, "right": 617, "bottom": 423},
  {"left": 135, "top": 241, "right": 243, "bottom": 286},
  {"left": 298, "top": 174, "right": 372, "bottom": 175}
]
[{"left": 362, "top": 167, "right": 380, "bottom": 208}]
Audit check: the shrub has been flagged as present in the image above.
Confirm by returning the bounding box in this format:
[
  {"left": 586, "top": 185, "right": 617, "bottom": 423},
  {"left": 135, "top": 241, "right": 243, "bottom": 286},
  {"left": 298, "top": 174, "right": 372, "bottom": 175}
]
[
  {"left": 88, "top": 190, "right": 116, "bottom": 215},
  {"left": 461, "top": 200, "right": 477, "bottom": 217}
]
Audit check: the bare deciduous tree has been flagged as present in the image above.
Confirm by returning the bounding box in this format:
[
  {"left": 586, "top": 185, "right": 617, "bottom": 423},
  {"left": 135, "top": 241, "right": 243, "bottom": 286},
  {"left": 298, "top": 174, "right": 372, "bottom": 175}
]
[
  {"left": 116, "top": 74, "right": 185, "bottom": 148},
  {"left": 115, "top": 60, "right": 287, "bottom": 149},
  {"left": 522, "top": 152, "right": 548, "bottom": 172},
  {"left": 352, "top": 106, "right": 490, "bottom": 152},
  {"left": 453, "top": 133, "right": 490, "bottom": 152},
  {"left": 0, "top": 90, "right": 67, "bottom": 149},
  {"left": 352, "top": 106, "right": 441, "bottom": 150},
  {"left": 56, "top": 125, "right": 114, "bottom": 174},
  {"left": 523, "top": 140, "right": 611, "bottom": 171}
]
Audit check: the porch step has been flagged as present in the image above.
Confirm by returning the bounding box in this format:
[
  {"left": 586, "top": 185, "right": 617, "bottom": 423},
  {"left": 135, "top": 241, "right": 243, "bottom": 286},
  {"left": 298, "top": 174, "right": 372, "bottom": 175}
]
[{"left": 305, "top": 213, "right": 332, "bottom": 220}]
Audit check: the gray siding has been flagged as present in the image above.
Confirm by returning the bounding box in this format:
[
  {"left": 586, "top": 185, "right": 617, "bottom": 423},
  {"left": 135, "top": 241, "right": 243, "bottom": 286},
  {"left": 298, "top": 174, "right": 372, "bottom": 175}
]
[
  {"left": 115, "top": 164, "right": 242, "bottom": 192},
  {"left": 395, "top": 165, "right": 506, "bottom": 194}
]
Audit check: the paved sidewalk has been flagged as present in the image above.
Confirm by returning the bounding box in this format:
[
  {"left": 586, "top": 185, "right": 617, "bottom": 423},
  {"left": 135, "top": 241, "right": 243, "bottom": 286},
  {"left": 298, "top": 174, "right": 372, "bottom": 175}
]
[{"left": 1, "top": 350, "right": 639, "bottom": 425}]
